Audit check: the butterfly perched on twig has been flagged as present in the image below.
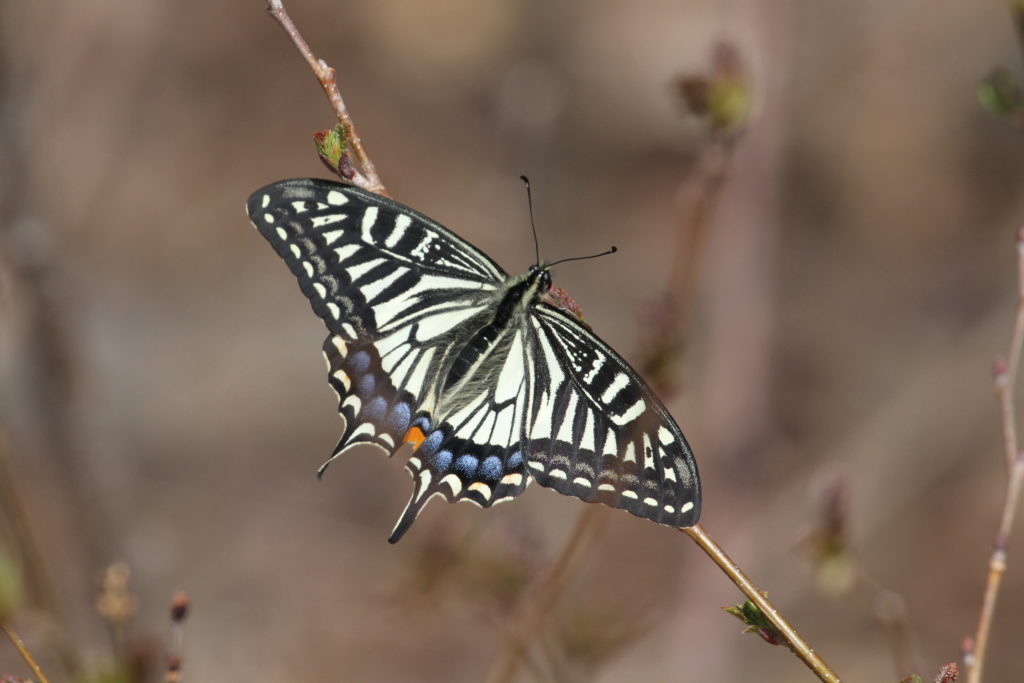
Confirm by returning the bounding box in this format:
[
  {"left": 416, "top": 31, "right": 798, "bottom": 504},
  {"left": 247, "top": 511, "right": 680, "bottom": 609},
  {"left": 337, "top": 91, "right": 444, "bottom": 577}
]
[{"left": 247, "top": 178, "right": 701, "bottom": 542}]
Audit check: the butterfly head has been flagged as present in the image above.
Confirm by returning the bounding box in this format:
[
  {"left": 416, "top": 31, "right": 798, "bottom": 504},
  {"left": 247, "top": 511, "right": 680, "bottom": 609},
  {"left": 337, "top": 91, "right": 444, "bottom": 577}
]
[{"left": 528, "top": 264, "right": 553, "bottom": 294}]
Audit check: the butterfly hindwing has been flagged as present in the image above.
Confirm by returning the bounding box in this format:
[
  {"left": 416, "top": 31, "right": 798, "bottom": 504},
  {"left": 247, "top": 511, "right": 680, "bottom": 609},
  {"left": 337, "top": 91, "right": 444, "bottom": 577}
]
[
  {"left": 320, "top": 334, "right": 419, "bottom": 469},
  {"left": 388, "top": 321, "right": 534, "bottom": 541},
  {"left": 522, "top": 304, "right": 700, "bottom": 528}
]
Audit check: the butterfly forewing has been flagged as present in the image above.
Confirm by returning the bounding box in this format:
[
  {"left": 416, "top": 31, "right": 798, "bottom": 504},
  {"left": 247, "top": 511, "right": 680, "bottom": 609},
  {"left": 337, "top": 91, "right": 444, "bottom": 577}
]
[
  {"left": 248, "top": 178, "right": 701, "bottom": 541},
  {"left": 250, "top": 179, "right": 502, "bottom": 463}
]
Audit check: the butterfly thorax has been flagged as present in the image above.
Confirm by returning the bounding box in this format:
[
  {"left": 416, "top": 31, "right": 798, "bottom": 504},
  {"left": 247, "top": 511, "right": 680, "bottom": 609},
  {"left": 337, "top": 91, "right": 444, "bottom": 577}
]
[{"left": 435, "top": 266, "right": 551, "bottom": 415}]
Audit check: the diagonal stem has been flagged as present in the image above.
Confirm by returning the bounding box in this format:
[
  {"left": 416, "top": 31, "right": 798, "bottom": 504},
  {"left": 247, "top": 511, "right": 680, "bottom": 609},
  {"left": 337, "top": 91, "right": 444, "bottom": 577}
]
[
  {"left": 484, "top": 506, "right": 608, "bottom": 683},
  {"left": 2, "top": 624, "right": 50, "bottom": 683},
  {"left": 683, "top": 524, "right": 842, "bottom": 683}
]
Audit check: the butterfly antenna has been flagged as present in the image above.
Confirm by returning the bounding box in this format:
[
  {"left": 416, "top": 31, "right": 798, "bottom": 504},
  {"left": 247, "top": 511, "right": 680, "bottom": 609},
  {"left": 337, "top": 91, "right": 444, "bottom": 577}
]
[
  {"left": 520, "top": 175, "right": 541, "bottom": 266},
  {"left": 547, "top": 246, "right": 618, "bottom": 268}
]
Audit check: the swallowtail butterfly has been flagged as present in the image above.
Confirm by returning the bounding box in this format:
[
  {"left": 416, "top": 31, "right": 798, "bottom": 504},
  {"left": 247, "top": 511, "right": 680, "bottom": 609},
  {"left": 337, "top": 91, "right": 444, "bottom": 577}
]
[{"left": 248, "top": 178, "right": 701, "bottom": 542}]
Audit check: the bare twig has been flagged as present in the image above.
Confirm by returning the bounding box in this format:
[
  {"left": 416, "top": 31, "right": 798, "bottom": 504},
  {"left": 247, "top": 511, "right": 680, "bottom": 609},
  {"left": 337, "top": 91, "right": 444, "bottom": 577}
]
[
  {"left": 165, "top": 590, "right": 188, "bottom": 683},
  {"left": 0, "top": 435, "right": 56, "bottom": 622},
  {"left": 667, "top": 139, "right": 734, "bottom": 329},
  {"left": 683, "top": 524, "right": 842, "bottom": 683},
  {"left": 265, "top": 0, "right": 388, "bottom": 196},
  {"left": 965, "top": 228, "right": 1024, "bottom": 683},
  {"left": 484, "top": 506, "right": 608, "bottom": 683},
  {"left": 0, "top": 9, "right": 98, "bottom": 678},
  {"left": 1, "top": 624, "right": 50, "bottom": 683},
  {"left": 994, "top": 234, "right": 1024, "bottom": 473}
]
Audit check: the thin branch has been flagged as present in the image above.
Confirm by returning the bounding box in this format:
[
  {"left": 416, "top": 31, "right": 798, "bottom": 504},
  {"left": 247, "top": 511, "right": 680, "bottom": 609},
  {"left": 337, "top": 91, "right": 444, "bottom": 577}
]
[
  {"left": 0, "top": 434, "right": 82, "bottom": 675},
  {"left": 265, "top": 0, "right": 388, "bottom": 196},
  {"left": 165, "top": 590, "right": 188, "bottom": 683},
  {"left": 666, "top": 138, "right": 734, "bottom": 328},
  {"left": 683, "top": 524, "right": 842, "bottom": 683},
  {"left": 2, "top": 624, "right": 50, "bottom": 683},
  {"left": 484, "top": 506, "right": 608, "bottom": 683},
  {"left": 994, "top": 233, "right": 1024, "bottom": 472},
  {"left": 966, "top": 228, "right": 1024, "bottom": 683},
  {"left": 0, "top": 435, "right": 57, "bottom": 622}
]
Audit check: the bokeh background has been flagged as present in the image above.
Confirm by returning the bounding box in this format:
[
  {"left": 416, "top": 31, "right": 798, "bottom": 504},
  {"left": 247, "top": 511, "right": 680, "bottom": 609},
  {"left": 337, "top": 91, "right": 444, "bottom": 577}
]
[{"left": 2, "top": 1, "right": 1024, "bottom": 681}]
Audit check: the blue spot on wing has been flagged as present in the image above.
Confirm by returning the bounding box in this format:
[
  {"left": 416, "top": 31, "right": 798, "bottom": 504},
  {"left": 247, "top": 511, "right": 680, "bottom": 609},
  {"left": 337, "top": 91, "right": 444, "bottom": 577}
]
[
  {"left": 363, "top": 397, "right": 387, "bottom": 421},
  {"left": 432, "top": 450, "right": 453, "bottom": 472},
  {"left": 348, "top": 351, "right": 371, "bottom": 374},
  {"left": 507, "top": 452, "right": 523, "bottom": 469},
  {"left": 454, "top": 455, "right": 479, "bottom": 477},
  {"left": 388, "top": 402, "right": 411, "bottom": 433},
  {"left": 480, "top": 456, "right": 503, "bottom": 480},
  {"left": 357, "top": 374, "right": 376, "bottom": 397},
  {"left": 420, "top": 430, "right": 444, "bottom": 455}
]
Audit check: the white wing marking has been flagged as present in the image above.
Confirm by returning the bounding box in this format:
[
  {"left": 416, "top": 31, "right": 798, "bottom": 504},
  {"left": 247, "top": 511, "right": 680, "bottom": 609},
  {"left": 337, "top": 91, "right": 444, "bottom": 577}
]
[
  {"left": 643, "top": 434, "right": 655, "bottom": 470},
  {"left": 360, "top": 206, "right": 378, "bottom": 242},
  {"left": 386, "top": 214, "right": 410, "bottom": 249},
  {"left": 492, "top": 404, "right": 515, "bottom": 447},
  {"left": 312, "top": 213, "right": 346, "bottom": 228},
  {"left": 602, "top": 428, "right": 617, "bottom": 458},
  {"left": 413, "top": 304, "right": 484, "bottom": 342},
  {"left": 494, "top": 331, "right": 525, "bottom": 403},
  {"left": 334, "top": 244, "right": 360, "bottom": 263},
  {"left": 611, "top": 398, "right": 645, "bottom": 426},
  {"left": 347, "top": 257, "right": 386, "bottom": 282},
  {"left": 555, "top": 393, "right": 578, "bottom": 444},
  {"left": 359, "top": 266, "right": 405, "bottom": 303},
  {"left": 402, "top": 347, "right": 434, "bottom": 399},
  {"left": 601, "top": 373, "right": 629, "bottom": 404},
  {"left": 580, "top": 409, "right": 596, "bottom": 453}
]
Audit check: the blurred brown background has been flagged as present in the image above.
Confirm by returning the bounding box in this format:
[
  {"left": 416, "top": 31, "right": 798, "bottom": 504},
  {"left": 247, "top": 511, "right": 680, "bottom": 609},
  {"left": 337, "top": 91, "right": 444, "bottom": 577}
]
[{"left": 2, "top": 1, "right": 1024, "bottom": 681}]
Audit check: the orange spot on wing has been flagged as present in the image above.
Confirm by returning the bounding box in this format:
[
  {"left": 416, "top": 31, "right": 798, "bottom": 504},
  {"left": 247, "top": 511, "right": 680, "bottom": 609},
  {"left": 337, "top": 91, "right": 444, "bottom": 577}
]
[{"left": 403, "top": 426, "right": 426, "bottom": 449}]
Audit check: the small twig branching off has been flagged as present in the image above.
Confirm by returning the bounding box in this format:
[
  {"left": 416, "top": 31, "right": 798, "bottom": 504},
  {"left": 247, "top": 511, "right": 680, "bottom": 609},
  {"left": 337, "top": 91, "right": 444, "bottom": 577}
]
[
  {"left": 261, "top": 4, "right": 841, "bottom": 681},
  {"left": 683, "top": 525, "right": 841, "bottom": 683},
  {"left": 484, "top": 506, "right": 608, "bottom": 683},
  {"left": 965, "top": 228, "right": 1024, "bottom": 683},
  {"left": 265, "top": 0, "right": 388, "bottom": 196}
]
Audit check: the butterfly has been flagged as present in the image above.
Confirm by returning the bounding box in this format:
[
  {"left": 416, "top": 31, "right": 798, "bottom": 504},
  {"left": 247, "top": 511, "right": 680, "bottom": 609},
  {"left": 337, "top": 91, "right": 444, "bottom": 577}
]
[{"left": 247, "top": 178, "right": 701, "bottom": 542}]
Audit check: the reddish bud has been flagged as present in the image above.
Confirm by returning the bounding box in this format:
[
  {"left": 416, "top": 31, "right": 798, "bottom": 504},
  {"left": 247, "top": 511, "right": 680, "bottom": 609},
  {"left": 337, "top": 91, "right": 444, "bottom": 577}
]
[
  {"left": 170, "top": 590, "right": 189, "bottom": 622},
  {"left": 935, "top": 662, "right": 959, "bottom": 683}
]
